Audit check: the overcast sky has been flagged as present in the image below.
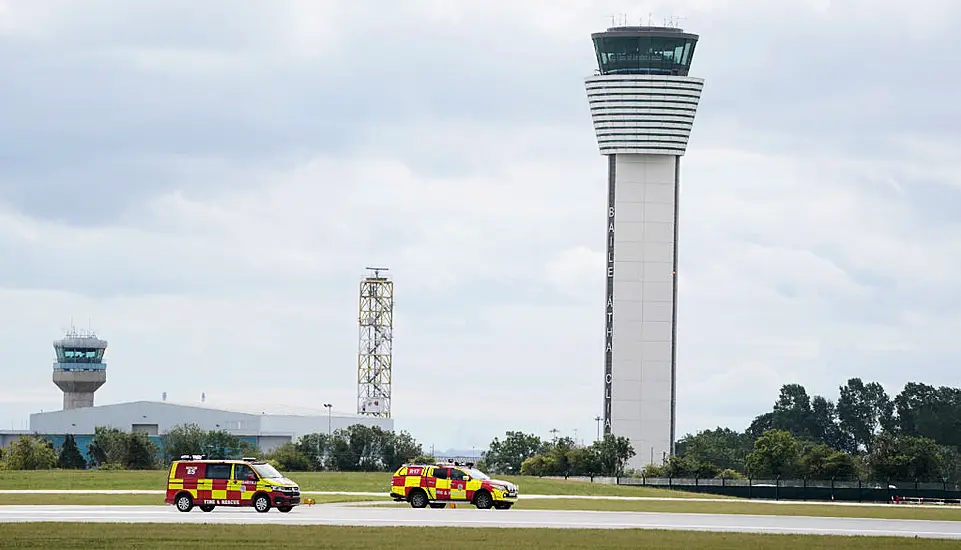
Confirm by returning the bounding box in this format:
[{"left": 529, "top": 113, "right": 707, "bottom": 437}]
[{"left": 1, "top": 0, "right": 960, "bottom": 453}]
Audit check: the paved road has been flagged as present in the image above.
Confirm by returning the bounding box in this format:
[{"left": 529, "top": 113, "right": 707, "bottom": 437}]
[
  {"left": 1, "top": 504, "right": 960, "bottom": 539},
  {"left": 0, "top": 490, "right": 944, "bottom": 508}
]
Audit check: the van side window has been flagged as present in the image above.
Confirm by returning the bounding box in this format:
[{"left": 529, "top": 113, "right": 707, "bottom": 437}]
[
  {"left": 434, "top": 467, "right": 449, "bottom": 480},
  {"left": 450, "top": 469, "right": 466, "bottom": 481},
  {"left": 206, "top": 463, "right": 231, "bottom": 480},
  {"left": 234, "top": 465, "right": 255, "bottom": 480}
]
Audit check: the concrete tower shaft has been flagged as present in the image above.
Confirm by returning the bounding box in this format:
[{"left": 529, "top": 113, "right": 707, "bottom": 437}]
[
  {"left": 585, "top": 25, "right": 704, "bottom": 469},
  {"left": 52, "top": 330, "right": 107, "bottom": 410}
]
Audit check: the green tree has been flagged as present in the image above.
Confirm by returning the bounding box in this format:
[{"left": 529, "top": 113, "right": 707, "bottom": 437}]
[
  {"left": 661, "top": 455, "right": 720, "bottom": 478},
  {"left": 125, "top": 432, "right": 159, "bottom": 470},
  {"left": 265, "top": 442, "right": 311, "bottom": 471},
  {"left": 810, "top": 396, "right": 847, "bottom": 450},
  {"left": 203, "top": 430, "right": 251, "bottom": 460},
  {"left": 745, "top": 429, "right": 799, "bottom": 478},
  {"left": 676, "top": 428, "right": 753, "bottom": 472},
  {"left": 837, "top": 378, "right": 894, "bottom": 454},
  {"left": 592, "top": 433, "right": 634, "bottom": 476},
  {"left": 0, "top": 436, "right": 57, "bottom": 470},
  {"left": 57, "top": 434, "right": 87, "bottom": 469},
  {"left": 380, "top": 430, "right": 422, "bottom": 472},
  {"left": 87, "top": 427, "right": 130, "bottom": 467},
  {"left": 295, "top": 433, "right": 330, "bottom": 471},
  {"left": 867, "top": 432, "right": 942, "bottom": 481},
  {"left": 482, "top": 431, "right": 549, "bottom": 475},
  {"left": 771, "top": 384, "right": 817, "bottom": 439},
  {"left": 160, "top": 424, "right": 207, "bottom": 464},
  {"left": 797, "top": 443, "right": 856, "bottom": 480},
  {"left": 545, "top": 437, "right": 576, "bottom": 475},
  {"left": 894, "top": 383, "right": 961, "bottom": 448},
  {"left": 566, "top": 447, "right": 600, "bottom": 476},
  {"left": 520, "top": 454, "right": 557, "bottom": 476}
]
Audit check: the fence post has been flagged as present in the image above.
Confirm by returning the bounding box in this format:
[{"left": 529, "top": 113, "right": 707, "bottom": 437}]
[
  {"left": 803, "top": 477, "right": 807, "bottom": 501},
  {"left": 748, "top": 477, "right": 753, "bottom": 499},
  {"left": 669, "top": 475, "right": 673, "bottom": 490},
  {"left": 775, "top": 476, "right": 780, "bottom": 501},
  {"left": 857, "top": 478, "right": 861, "bottom": 503}
]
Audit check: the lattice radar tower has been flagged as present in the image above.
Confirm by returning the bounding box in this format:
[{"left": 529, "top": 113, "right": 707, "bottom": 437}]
[
  {"left": 585, "top": 24, "right": 704, "bottom": 469},
  {"left": 357, "top": 267, "right": 393, "bottom": 417}
]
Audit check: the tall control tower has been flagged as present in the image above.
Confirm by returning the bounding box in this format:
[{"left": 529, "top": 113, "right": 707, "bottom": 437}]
[
  {"left": 52, "top": 328, "right": 107, "bottom": 410},
  {"left": 585, "top": 24, "right": 704, "bottom": 468}
]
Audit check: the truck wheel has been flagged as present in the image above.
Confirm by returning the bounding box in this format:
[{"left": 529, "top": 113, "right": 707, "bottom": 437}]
[
  {"left": 199, "top": 505, "right": 215, "bottom": 512},
  {"left": 253, "top": 494, "right": 271, "bottom": 513},
  {"left": 277, "top": 506, "right": 293, "bottom": 513},
  {"left": 474, "top": 491, "right": 493, "bottom": 510},
  {"left": 409, "top": 489, "right": 428, "bottom": 509},
  {"left": 175, "top": 493, "right": 193, "bottom": 512}
]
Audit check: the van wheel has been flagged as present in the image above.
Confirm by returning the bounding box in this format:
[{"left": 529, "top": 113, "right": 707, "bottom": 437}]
[
  {"left": 253, "top": 494, "right": 271, "bottom": 513},
  {"left": 175, "top": 493, "right": 193, "bottom": 512},
  {"left": 278, "top": 506, "right": 293, "bottom": 513},
  {"left": 199, "top": 505, "right": 215, "bottom": 513},
  {"left": 474, "top": 490, "right": 493, "bottom": 510},
  {"left": 409, "top": 489, "right": 428, "bottom": 509}
]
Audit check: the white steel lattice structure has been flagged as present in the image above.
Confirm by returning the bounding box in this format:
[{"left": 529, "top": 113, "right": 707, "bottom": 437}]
[
  {"left": 585, "top": 25, "right": 704, "bottom": 469},
  {"left": 357, "top": 267, "right": 393, "bottom": 417}
]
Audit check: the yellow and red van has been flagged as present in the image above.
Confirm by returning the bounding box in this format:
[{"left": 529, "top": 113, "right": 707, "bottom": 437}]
[{"left": 165, "top": 456, "right": 301, "bottom": 513}]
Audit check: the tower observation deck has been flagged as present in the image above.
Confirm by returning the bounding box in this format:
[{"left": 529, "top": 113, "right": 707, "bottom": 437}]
[
  {"left": 585, "top": 25, "right": 704, "bottom": 469},
  {"left": 52, "top": 328, "right": 107, "bottom": 410}
]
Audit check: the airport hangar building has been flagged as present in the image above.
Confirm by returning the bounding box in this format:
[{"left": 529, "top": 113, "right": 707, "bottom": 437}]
[
  {"left": 0, "top": 331, "right": 393, "bottom": 460},
  {"left": 0, "top": 400, "right": 393, "bottom": 460}
]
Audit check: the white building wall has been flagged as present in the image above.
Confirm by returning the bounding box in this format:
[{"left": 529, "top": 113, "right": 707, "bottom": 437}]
[
  {"left": 610, "top": 154, "right": 677, "bottom": 469},
  {"left": 28, "top": 401, "right": 392, "bottom": 443}
]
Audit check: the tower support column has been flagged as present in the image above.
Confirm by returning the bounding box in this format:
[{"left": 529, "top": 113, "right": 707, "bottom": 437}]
[{"left": 585, "top": 25, "right": 704, "bottom": 471}]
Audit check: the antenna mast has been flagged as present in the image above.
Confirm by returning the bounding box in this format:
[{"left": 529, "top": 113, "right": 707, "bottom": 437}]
[{"left": 357, "top": 266, "right": 393, "bottom": 418}]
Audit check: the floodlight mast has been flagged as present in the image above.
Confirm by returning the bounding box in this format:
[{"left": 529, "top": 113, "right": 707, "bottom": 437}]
[{"left": 357, "top": 267, "right": 393, "bottom": 418}]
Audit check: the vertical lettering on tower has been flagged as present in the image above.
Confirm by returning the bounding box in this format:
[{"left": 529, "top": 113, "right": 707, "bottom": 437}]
[{"left": 604, "top": 155, "right": 616, "bottom": 436}]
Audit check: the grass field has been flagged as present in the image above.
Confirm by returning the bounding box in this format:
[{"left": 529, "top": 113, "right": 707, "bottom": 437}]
[
  {"left": 0, "top": 470, "right": 718, "bottom": 498},
  {"left": 0, "top": 494, "right": 369, "bottom": 506},
  {"left": 0, "top": 524, "right": 955, "bottom": 549},
  {"left": 512, "top": 498, "right": 961, "bottom": 522}
]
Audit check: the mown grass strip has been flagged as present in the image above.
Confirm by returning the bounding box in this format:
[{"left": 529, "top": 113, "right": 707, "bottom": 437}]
[{"left": 0, "top": 523, "right": 954, "bottom": 549}]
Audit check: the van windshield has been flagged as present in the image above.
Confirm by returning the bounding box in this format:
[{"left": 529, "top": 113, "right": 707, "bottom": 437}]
[{"left": 252, "top": 463, "right": 283, "bottom": 479}]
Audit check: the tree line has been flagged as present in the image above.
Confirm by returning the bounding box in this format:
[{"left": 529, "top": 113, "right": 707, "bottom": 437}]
[
  {"left": 660, "top": 379, "right": 961, "bottom": 483},
  {"left": 478, "top": 431, "right": 636, "bottom": 477},
  {"left": 0, "top": 423, "right": 425, "bottom": 472}
]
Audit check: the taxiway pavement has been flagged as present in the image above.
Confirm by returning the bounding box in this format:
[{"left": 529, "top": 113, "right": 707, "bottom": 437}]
[{"left": 0, "top": 504, "right": 959, "bottom": 539}]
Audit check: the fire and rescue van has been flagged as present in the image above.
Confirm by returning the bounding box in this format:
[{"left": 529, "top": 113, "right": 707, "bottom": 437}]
[
  {"left": 165, "top": 456, "right": 301, "bottom": 513},
  {"left": 390, "top": 461, "right": 519, "bottom": 509}
]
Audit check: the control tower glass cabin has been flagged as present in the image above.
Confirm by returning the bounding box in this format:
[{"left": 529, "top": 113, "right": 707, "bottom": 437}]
[
  {"left": 585, "top": 26, "right": 704, "bottom": 469},
  {"left": 52, "top": 330, "right": 108, "bottom": 410}
]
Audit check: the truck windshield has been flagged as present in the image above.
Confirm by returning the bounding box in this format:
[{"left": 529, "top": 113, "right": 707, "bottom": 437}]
[
  {"left": 465, "top": 468, "right": 490, "bottom": 481},
  {"left": 252, "top": 463, "right": 284, "bottom": 479}
]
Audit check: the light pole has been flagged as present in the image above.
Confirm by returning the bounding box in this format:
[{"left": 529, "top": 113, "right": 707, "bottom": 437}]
[
  {"left": 594, "top": 416, "right": 601, "bottom": 441},
  {"left": 324, "top": 403, "right": 332, "bottom": 435},
  {"left": 550, "top": 428, "right": 559, "bottom": 445}
]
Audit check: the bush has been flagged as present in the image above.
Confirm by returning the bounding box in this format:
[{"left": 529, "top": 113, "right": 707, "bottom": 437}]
[{"left": 0, "top": 436, "right": 58, "bottom": 470}]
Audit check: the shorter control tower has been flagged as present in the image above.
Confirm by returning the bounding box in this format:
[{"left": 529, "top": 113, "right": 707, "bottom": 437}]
[{"left": 52, "top": 328, "right": 107, "bottom": 410}]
